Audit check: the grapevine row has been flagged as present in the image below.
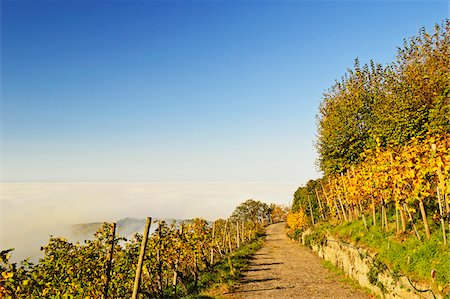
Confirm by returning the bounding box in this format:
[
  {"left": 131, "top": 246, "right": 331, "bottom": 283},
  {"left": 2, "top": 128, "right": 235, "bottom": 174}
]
[
  {"left": 0, "top": 217, "right": 264, "bottom": 298},
  {"left": 290, "top": 133, "right": 450, "bottom": 241}
]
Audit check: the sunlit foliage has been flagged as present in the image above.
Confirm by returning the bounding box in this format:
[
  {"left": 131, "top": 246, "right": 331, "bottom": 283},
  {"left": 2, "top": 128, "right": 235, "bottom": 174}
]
[{"left": 316, "top": 20, "right": 449, "bottom": 175}]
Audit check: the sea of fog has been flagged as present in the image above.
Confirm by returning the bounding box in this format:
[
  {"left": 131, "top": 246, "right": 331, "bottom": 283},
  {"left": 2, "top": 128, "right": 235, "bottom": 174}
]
[{"left": 0, "top": 181, "right": 298, "bottom": 262}]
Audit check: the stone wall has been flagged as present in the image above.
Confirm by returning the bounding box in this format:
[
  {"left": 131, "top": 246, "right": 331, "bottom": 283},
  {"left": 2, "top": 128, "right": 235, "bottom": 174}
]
[{"left": 300, "top": 232, "right": 440, "bottom": 299}]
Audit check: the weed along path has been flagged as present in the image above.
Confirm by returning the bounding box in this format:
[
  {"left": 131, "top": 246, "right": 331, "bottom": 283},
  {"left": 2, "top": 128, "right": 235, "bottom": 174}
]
[{"left": 229, "top": 223, "right": 369, "bottom": 299}]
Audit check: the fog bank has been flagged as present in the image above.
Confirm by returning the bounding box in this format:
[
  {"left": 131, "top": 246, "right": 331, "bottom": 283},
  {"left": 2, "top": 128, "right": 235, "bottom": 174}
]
[{"left": 0, "top": 181, "right": 298, "bottom": 261}]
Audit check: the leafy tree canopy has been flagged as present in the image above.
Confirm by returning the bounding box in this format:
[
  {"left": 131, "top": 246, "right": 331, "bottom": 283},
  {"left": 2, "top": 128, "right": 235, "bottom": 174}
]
[
  {"left": 316, "top": 20, "right": 449, "bottom": 175},
  {"left": 229, "top": 199, "right": 270, "bottom": 224}
]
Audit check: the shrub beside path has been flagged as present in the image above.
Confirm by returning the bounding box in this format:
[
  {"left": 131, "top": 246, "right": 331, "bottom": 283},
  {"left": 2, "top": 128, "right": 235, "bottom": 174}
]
[{"left": 227, "top": 223, "right": 370, "bottom": 299}]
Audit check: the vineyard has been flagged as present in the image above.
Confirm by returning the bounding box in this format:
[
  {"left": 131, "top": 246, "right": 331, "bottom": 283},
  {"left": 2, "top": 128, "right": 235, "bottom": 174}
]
[
  {"left": 319, "top": 134, "right": 449, "bottom": 239},
  {"left": 289, "top": 20, "right": 450, "bottom": 295},
  {"left": 290, "top": 19, "right": 450, "bottom": 242},
  {"left": 1, "top": 200, "right": 286, "bottom": 298},
  {"left": 290, "top": 133, "right": 449, "bottom": 239}
]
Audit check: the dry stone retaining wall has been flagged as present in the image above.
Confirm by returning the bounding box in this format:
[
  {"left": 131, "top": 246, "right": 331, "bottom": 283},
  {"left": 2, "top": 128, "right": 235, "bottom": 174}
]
[{"left": 300, "top": 231, "right": 440, "bottom": 299}]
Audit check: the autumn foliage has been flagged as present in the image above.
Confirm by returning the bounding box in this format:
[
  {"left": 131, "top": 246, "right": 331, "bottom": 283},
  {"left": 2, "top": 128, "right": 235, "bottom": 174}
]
[
  {"left": 316, "top": 20, "right": 449, "bottom": 175},
  {"left": 287, "top": 208, "right": 308, "bottom": 234},
  {"left": 0, "top": 213, "right": 264, "bottom": 298},
  {"left": 294, "top": 21, "right": 450, "bottom": 246}
]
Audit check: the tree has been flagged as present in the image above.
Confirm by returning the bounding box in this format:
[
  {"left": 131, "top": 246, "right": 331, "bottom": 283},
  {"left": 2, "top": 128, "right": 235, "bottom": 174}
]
[
  {"left": 229, "top": 199, "right": 270, "bottom": 224},
  {"left": 316, "top": 20, "right": 449, "bottom": 175},
  {"left": 268, "top": 203, "right": 289, "bottom": 223}
]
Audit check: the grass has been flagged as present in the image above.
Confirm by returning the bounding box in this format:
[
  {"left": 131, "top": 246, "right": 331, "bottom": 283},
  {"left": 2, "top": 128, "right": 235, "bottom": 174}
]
[
  {"left": 182, "top": 233, "right": 266, "bottom": 299},
  {"left": 305, "top": 217, "right": 450, "bottom": 294}
]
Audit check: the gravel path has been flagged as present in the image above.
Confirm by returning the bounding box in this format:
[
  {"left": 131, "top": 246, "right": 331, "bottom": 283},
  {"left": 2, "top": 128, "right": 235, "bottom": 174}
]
[{"left": 228, "top": 223, "right": 370, "bottom": 299}]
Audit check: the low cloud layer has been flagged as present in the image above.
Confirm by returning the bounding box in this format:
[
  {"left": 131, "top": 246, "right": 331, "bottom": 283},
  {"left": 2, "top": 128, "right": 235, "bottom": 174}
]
[{"left": 0, "top": 181, "right": 298, "bottom": 262}]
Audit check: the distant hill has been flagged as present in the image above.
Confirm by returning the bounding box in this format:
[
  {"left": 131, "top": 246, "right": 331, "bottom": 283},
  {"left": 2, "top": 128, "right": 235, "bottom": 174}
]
[{"left": 71, "top": 222, "right": 104, "bottom": 238}]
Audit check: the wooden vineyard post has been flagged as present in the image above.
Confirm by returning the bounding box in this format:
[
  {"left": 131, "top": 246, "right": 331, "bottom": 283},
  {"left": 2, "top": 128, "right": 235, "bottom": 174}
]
[
  {"left": 241, "top": 221, "right": 245, "bottom": 244},
  {"left": 215, "top": 232, "right": 224, "bottom": 258},
  {"left": 437, "top": 187, "right": 447, "bottom": 245},
  {"left": 400, "top": 206, "right": 407, "bottom": 233},
  {"left": 322, "top": 181, "right": 342, "bottom": 220},
  {"left": 157, "top": 221, "right": 164, "bottom": 297},
  {"left": 369, "top": 172, "right": 376, "bottom": 227},
  {"left": 382, "top": 198, "right": 388, "bottom": 230},
  {"left": 194, "top": 252, "right": 198, "bottom": 290},
  {"left": 417, "top": 197, "right": 431, "bottom": 239},
  {"left": 389, "top": 152, "right": 400, "bottom": 233},
  {"left": 210, "top": 221, "right": 215, "bottom": 265},
  {"left": 347, "top": 171, "right": 359, "bottom": 220},
  {"left": 172, "top": 269, "right": 178, "bottom": 297},
  {"left": 351, "top": 166, "right": 367, "bottom": 227},
  {"left": 132, "top": 217, "right": 152, "bottom": 299},
  {"left": 308, "top": 195, "right": 315, "bottom": 225},
  {"left": 102, "top": 222, "right": 116, "bottom": 299},
  {"left": 334, "top": 182, "right": 348, "bottom": 222},
  {"left": 223, "top": 222, "right": 228, "bottom": 254},
  {"left": 404, "top": 203, "right": 421, "bottom": 242},
  {"left": 341, "top": 172, "right": 353, "bottom": 221},
  {"left": 236, "top": 222, "right": 240, "bottom": 248},
  {"left": 315, "top": 188, "right": 325, "bottom": 220},
  {"left": 228, "top": 222, "right": 232, "bottom": 253},
  {"left": 334, "top": 201, "right": 342, "bottom": 220},
  {"left": 395, "top": 209, "right": 399, "bottom": 233}
]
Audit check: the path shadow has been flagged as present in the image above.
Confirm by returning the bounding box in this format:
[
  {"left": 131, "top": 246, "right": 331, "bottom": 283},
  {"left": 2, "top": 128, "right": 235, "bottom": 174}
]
[
  {"left": 254, "top": 262, "right": 283, "bottom": 266},
  {"left": 228, "top": 284, "right": 295, "bottom": 294},
  {"left": 244, "top": 267, "right": 272, "bottom": 272},
  {"left": 241, "top": 277, "right": 279, "bottom": 284}
]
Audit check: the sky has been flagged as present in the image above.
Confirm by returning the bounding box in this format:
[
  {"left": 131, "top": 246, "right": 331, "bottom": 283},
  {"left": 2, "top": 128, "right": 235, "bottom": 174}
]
[
  {"left": 0, "top": 0, "right": 447, "bottom": 260},
  {"left": 1, "top": 0, "right": 447, "bottom": 183}
]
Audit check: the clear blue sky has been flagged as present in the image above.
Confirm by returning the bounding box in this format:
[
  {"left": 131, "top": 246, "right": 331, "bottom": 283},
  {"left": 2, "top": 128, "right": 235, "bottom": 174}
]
[{"left": 1, "top": 0, "right": 448, "bottom": 182}]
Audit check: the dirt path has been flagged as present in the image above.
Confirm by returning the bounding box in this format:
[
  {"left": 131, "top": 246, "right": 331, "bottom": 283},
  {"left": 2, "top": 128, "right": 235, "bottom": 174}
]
[{"left": 228, "top": 223, "right": 369, "bottom": 299}]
